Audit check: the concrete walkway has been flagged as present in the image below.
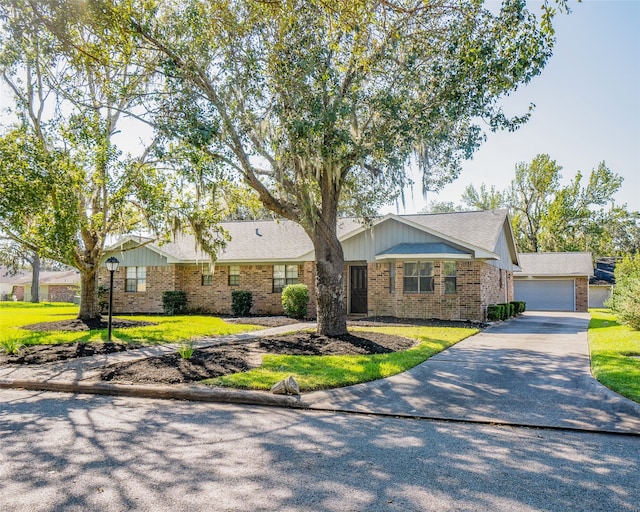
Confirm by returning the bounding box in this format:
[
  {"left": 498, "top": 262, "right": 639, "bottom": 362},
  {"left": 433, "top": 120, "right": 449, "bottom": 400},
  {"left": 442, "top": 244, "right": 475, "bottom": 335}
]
[
  {"left": 305, "top": 312, "right": 640, "bottom": 434},
  {"left": 1, "top": 313, "right": 639, "bottom": 434}
]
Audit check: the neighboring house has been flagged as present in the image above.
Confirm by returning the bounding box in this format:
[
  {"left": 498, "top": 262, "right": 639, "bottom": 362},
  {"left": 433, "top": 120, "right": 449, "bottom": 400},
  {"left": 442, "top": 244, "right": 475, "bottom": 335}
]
[
  {"left": 589, "top": 257, "right": 617, "bottom": 308},
  {"left": 0, "top": 267, "right": 80, "bottom": 302},
  {"left": 100, "top": 209, "right": 519, "bottom": 322},
  {"left": 0, "top": 265, "right": 30, "bottom": 301},
  {"left": 513, "top": 252, "right": 593, "bottom": 312}
]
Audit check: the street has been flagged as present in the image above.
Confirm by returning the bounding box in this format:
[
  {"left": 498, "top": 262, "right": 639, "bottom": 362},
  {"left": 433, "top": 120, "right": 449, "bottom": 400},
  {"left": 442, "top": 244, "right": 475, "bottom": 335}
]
[{"left": 1, "top": 389, "right": 638, "bottom": 511}]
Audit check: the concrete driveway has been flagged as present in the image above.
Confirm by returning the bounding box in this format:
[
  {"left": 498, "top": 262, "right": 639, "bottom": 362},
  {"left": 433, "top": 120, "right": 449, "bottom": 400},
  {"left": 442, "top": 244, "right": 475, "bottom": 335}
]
[{"left": 305, "top": 312, "right": 640, "bottom": 434}]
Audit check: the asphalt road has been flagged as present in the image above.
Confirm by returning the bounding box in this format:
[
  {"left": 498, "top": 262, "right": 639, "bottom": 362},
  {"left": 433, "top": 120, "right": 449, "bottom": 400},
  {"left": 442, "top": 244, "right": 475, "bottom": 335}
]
[{"left": 1, "top": 389, "right": 638, "bottom": 512}]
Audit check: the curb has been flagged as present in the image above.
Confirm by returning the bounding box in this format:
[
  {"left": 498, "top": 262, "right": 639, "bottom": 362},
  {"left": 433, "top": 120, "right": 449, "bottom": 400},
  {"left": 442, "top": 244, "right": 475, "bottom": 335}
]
[{"left": 0, "top": 378, "right": 309, "bottom": 409}]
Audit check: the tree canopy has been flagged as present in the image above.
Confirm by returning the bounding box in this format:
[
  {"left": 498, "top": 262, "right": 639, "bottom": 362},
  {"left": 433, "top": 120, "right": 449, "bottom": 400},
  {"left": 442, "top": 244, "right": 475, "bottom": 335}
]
[
  {"left": 114, "top": 0, "right": 562, "bottom": 334},
  {"left": 459, "top": 154, "right": 638, "bottom": 256}
]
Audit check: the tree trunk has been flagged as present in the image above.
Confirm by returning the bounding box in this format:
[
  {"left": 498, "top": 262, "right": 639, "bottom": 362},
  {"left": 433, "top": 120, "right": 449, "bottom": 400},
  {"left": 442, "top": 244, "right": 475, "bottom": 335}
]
[
  {"left": 311, "top": 223, "right": 348, "bottom": 336},
  {"left": 30, "top": 252, "right": 40, "bottom": 303},
  {"left": 77, "top": 269, "right": 101, "bottom": 320}
]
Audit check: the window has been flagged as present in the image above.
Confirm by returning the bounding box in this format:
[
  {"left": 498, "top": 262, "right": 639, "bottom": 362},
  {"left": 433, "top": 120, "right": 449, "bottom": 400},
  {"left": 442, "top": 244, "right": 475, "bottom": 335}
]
[
  {"left": 444, "top": 261, "right": 457, "bottom": 294},
  {"left": 273, "top": 264, "right": 298, "bottom": 293},
  {"left": 125, "top": 266, "right": 146, "bottom": 293},
  {"left": 403, "top": 262, "right": 434, "bottom": 294},
  {"left": 228, "top": 265, "right": 240, "bottom": 286},
  {"left": 389, "top": 262, "right": 396, "bottom": 294},
  {"left": 202, "top": 273, "right": 213, "bottom": 286}
]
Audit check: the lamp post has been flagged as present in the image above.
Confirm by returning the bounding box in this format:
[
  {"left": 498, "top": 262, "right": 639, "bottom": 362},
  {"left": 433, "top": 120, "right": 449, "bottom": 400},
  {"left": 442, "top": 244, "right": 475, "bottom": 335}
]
[{"left": 105, "top": 257, "right": 119, "bottom": 343}]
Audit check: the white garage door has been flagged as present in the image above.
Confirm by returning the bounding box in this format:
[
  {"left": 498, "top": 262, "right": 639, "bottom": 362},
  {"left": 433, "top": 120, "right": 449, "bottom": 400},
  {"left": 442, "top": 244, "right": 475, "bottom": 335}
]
[{"left": 514, "top": 280, "right": 575, "bottom": 311}]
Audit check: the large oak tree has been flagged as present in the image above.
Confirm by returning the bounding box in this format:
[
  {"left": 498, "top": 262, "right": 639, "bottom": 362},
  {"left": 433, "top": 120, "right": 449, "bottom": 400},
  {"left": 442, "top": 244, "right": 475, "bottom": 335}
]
[{"left": 115, "top": 0, "right": 562, "bottom": 335}]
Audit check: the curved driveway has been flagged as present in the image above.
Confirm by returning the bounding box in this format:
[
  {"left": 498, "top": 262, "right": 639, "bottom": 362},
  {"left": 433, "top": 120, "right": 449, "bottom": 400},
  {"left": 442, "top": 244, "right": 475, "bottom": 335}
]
[{"left": 306, "top": 312, "right": 640, "bottom": 434}]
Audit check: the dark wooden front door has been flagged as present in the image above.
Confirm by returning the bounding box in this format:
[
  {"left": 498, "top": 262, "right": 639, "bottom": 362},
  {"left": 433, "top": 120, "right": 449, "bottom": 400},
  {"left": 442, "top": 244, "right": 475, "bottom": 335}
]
[{"left": 350, "top": 266, "right": 368, "bottom": 314}]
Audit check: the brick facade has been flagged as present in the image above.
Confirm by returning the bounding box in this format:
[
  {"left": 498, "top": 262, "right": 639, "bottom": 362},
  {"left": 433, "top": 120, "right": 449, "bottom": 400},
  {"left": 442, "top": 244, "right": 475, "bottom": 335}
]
[
  {"left": 101, "top": 262, "right": 317, "bottom": 317},
  {"left": 48, "top": 285, "right": 77, "bottom": 303},
  {"left": 575, "top": 276, "right": 589, "bottom": 312},
  {"left": 364, "top": 260, "right": 513, "bottom": 322},
  {"left": 101, "top": 259, "right": 514, "bottom": 322}
]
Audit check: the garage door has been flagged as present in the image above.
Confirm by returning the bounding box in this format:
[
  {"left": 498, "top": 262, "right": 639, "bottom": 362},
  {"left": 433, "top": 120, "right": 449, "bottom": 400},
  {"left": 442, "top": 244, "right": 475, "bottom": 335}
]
[{"left": 514, "top": 280, "right": 575, "bottom": 311}]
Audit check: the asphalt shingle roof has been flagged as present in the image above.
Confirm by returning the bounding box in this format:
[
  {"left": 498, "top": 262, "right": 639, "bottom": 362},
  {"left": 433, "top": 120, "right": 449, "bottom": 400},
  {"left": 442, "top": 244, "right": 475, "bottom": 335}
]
[
  {"left": 134, "top": 210, "right": 512, "bottom": 263},
  {"left": 517, "top": 252, "right": 593, "bottom": 277}
]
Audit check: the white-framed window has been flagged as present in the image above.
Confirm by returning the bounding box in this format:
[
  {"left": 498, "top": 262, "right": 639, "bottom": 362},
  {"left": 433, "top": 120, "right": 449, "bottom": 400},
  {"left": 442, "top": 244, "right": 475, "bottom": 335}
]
[
  {"left": 444, "top": 261, "right": 457, "bottom": 294},
  {"left": 273, "top": 264, "right": 298, "bottom": 293},
  {"left": 228, "top": 265, "right": 240, "bottom": 286},
  {"left": 125, "top": 266, "right": 146, "bottom": 293},
  {"left": 202, "top": 273, "right": 213, "bottom": 286},
  {"left": 403, "top": 261, "right": 434, "bottom": 294}
]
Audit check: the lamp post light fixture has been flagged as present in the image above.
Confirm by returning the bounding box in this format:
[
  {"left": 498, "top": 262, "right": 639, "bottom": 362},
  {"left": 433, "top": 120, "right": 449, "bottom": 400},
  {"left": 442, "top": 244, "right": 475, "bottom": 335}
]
[{"left": 105, "top": 257, "right": 119, "bottom": 342}]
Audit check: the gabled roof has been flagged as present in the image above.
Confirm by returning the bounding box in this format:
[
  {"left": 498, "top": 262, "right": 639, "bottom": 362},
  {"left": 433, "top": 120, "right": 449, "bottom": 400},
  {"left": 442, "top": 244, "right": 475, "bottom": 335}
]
[
  {"left": 0, "top": 268, "right": 80, "bottom": 286},
  {"left": 516, "top": 252, "right": 593, "bottom": 277},
  {"left": 112, "top": 218, "right": 363, "bottom": 263},
  {"left": 107, "top": 210, "right": 516, "bottom": 264}
]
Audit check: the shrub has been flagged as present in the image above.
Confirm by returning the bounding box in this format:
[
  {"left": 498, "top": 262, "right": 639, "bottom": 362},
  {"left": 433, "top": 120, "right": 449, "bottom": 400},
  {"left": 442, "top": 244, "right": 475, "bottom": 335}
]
[
  {"left": 231, "top": 290, "right": 253, "bottom": 317},
  {"left": 497, "top": 303, "right": 512, "bottom": 320},
  {"left": 511, "top": 301, "right": 526, "bottom": 314},
  {"left": 606, "top": 254, "right": 640, "bottom": 329},
  {"left": 487, "top": 304, "right": 504, "bottom": 321},
  {"left": 281, "top": 284, "right": 309, "bottom": 319},
  {"left": 162, "top": 291, "right": 188, "bottom": 315}
]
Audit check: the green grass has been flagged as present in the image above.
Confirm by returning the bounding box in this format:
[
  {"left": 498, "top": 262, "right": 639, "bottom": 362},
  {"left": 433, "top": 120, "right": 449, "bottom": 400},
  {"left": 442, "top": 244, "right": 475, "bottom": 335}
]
[
  {"left": 0, "top": 302, "right": 262, "bottom": 347},
  {"left": 588, "top": 309, "right": 640, "bottom": 403},
  {"left": 206, "top": 324, "right": 479, "bottom": 392}
]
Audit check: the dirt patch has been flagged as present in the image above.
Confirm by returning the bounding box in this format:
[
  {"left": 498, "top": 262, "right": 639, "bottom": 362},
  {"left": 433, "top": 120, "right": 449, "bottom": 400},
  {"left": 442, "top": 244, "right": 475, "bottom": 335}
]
[
  {"left": 22, "top": 317, "right": 157, "bottom": 332},
  {"left": 349, "top": 316, "right": 487, "bottom": 329},
  {"left": 1, "top": 341, "right": 142, "bottom": 365},
  {"left": 100, "top": 331, "right": 417, "bottom": 385}
]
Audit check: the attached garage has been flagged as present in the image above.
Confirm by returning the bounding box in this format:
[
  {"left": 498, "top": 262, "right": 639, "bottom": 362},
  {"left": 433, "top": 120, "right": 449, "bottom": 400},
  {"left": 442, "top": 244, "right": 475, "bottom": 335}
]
[
  {"left": 514, "top": 279, "right": 575, "bottom": 311},
  {"left": 513, "top": 253, "right": 593, "bottom": 312}
]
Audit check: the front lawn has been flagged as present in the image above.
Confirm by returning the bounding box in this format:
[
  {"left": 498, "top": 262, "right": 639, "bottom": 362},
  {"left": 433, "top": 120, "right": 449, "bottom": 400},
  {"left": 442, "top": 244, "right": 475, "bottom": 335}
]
[
  {"left": 0, "top": 302, "right": 262, "bottom": 347},
  {"left": 589, "top": 309, "right": 640, "bottom": 403},
  {"left": 207, "top": 324, "right": 479, "bottom": 391}
]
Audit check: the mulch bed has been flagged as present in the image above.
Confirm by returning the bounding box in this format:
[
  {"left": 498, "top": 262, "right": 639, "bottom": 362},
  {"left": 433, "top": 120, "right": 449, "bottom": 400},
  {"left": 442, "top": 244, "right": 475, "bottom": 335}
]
[
  {"left": 3, "top": 316, "right": 479, "bottom": 385},
  {"left": 100, "top": 331, "right": 416, "bottom": 385},
  {"left": 0, "top": 341, "right": 142, "bottom": 365},
  {"left": 22, "top": 317, "right": 157, "bottom": 332}
]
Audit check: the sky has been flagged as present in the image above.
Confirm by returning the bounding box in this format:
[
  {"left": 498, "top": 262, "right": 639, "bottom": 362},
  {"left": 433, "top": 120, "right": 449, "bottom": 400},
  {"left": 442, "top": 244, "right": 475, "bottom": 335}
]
[{"left": 387, "top": 0, "right": 640, "bottom": 214}]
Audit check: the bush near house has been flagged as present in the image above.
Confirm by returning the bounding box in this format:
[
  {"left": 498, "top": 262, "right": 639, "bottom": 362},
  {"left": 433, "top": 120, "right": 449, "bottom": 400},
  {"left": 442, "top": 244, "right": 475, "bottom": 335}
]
[
  {"left": 231, "top": 290, "right": 253, "bottom": 317},
  {"left": 511, "top": 301, "right": 526, "bottom": 314},
  {"left": 162, "top": 291, "right": 188, "bottom": 315},
  {"left": 281, "top": 284, "right": 309, "bottom": 319}
]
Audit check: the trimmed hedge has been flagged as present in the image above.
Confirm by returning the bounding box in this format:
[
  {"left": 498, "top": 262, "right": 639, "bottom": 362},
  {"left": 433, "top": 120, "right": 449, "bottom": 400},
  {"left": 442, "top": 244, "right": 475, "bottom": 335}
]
[
  {"left": 281, "top": 284, "right": 309, "bottom": 319},
  {"left": 162, "top": 291, "right": 188, "bottom": 315},
  {"left": 488, "top": 301, "right": 526, "bottom": 321},
  {"left": 231, "top": 290, "right": 253, "bottom": 317},
  {"left": 511, "top": 301, "right": 526, "bottom": 314}
]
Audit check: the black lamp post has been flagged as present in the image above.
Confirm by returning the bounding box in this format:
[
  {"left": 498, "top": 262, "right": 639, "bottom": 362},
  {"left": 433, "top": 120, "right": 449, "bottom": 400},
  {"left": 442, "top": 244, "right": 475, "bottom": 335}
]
[{"left": 105, "top": 257, "right": 119, "bottom": 342}]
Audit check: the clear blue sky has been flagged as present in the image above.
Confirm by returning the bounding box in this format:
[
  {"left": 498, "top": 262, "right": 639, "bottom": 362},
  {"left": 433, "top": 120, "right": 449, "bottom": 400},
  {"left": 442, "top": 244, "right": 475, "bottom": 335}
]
[{"left": 392, "top": 0, "right": 640, "bottom": 214}]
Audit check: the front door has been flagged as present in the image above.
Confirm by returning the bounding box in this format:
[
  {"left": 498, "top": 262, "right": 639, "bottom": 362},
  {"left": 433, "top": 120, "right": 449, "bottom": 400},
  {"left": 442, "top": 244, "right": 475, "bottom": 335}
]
[{"left": 350, "top": 266, "right": 368, "bottom": 314}]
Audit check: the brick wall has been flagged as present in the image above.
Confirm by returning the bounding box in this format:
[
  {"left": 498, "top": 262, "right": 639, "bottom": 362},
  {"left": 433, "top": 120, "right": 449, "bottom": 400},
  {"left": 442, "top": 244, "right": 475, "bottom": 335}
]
[
  {"left": 102, "top": 262, "right": 317, "bottom": 316},
  {"left": 365, "top": 260, "right": 489, "bottom": 322},
  {"left": 100, "top": 265, "right": 177, "bottom": 314},
  {"left": 480, "top": 264, "right": 514, "bottom": 319},
  {"left": 575, "top": 276, "right": 589, "bottom": 312},
  {"left": 48, "top": 285, "right": 77, "bottom": 303}
]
